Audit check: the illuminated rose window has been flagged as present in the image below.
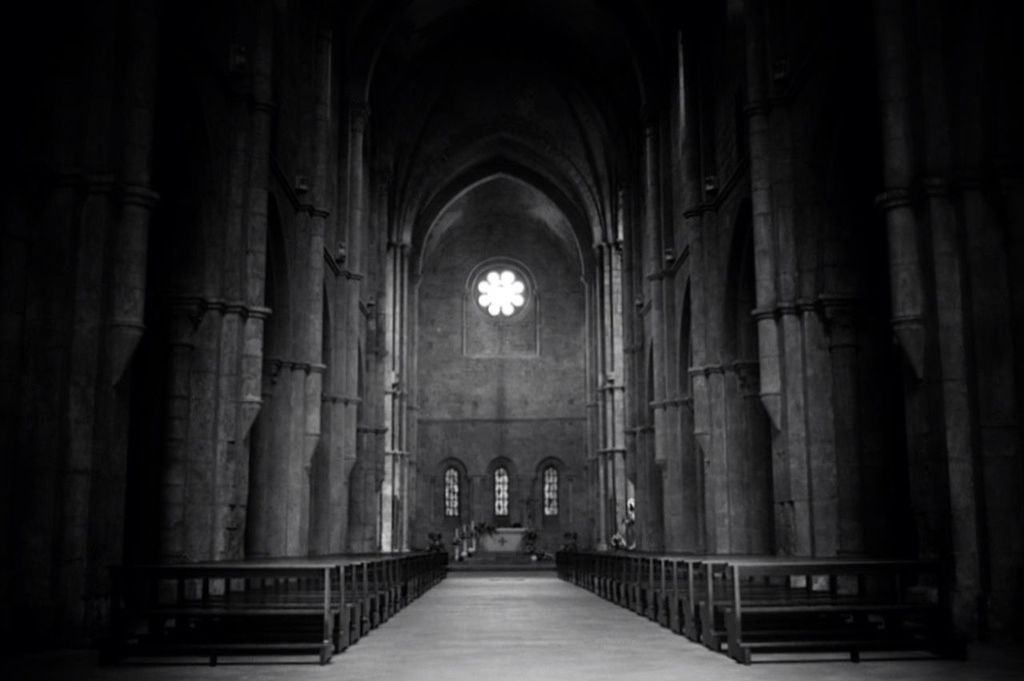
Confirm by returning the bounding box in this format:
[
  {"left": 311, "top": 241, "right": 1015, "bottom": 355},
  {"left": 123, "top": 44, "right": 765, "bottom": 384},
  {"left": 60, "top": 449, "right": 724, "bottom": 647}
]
[{"left": 476, "top": 269, "right": 526, "bottom": 317}]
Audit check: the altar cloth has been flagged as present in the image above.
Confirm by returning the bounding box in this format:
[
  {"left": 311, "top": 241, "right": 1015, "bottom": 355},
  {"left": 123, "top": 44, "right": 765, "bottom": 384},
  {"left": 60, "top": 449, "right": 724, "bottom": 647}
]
[{"left": 478, "top": 528, "right": 527, "bottom": 553}]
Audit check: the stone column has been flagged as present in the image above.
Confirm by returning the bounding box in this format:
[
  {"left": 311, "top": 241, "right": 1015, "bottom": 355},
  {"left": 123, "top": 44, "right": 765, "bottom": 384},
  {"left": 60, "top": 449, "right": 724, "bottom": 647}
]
[
  {"left": 183, "top": 302, "right": 225, "bottom": 560},
  {"left": 210, "top": 95, "right": 249, "bottom": 561},
  {"left": 743, "top": 0, "right": 782, "bottom": 430},
  {"left": 658, "top": 395, "right": 685, "bottom": 550},
  {"left": 342, "top": 101, "right": 371, "bottom": 550},
  {"left": 239, "top": 0, "right": 274, "bottom": 442},
  {"left": 820, "top": 299, "right": 863, "bottom": 554},
  {"left": 873, "top": 3, "right": 950, "bottom": 606},
  {"left": 245, "top": 357, "right": 287, "bottom": 558},
  {"left": 643, "top": 124, "right": 669, "bottom": 551},
  {"left": 778, "top": 301, "right": 812, "bottom": 556},
  {"left": 595, "top": 453, "right": 608, "bottom": 549},
  {"left": 376, "top": 241, "right": 395, "bottom": 552},
  {"left": 599, "top": 228, "right": 629, "bottom": 542},
  {"left": 874, "top": 1, "right": 925, "bottom": 378},
  {"left": 961, "top": 175, "right": 1018, "bottom": 631},
  {"left": 160, "top": 299, "right": 200, "bottom": 561},
  {"left": 677, "top": 34, "right": 710, "bottom": 554},
  {"left": 381, "top": 238, "right": 408, "bottom": 552},
  {"left": 297, "top": 23, "right": 333, "bottom": 554},
  {"left": 1000, "top": 174, "right": 1024, "bottom": 633},
  {"left": 763, "top": 84, "right": 813, "bottom": 557},
  {"left": 61, "top": 174, "right": 112, "bottom": 637},
  {"left": 705, "top": 364, "right": 730, "bottom": 553},
  {"left": 106, "top": 0, "right": 159, "bottom": 385},
  {"left": 801, "top": 302, "right": 839, "bottom": 557},
  {"left": 590, "top": 246, "right": 607, "bottom": 548},
  {"left": 582, "top": 273, "right": 597, "bottom": 546},
  {"left": 596, "top": 241, "right": 609, "bottom": 545},
  {"left": 922, "top": 177, "right": 981, "bottom": 629},
  {"left": 82, "top": 0, "right": 159, "bottom": 627},
  {"left": 611, "top": 237, "right": 628, "bottom": 534},
  {"left": 398, "top": 245, "right": 412, "bottom": 551},
  {"left": 956, "top": 3, "right": 1021, "bottom": 634},
  {"left": 676, "top": 398, "right": 702, "bottom": 552},
  {"left": 209, "top": 2, "right": 255, "bottom": 563}
]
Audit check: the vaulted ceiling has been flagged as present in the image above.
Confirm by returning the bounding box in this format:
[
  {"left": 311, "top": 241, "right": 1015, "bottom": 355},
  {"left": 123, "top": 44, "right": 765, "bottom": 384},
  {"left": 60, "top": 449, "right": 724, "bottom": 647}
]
[{"left": 340, "top": 0, "right": 675, "bottom": 253}]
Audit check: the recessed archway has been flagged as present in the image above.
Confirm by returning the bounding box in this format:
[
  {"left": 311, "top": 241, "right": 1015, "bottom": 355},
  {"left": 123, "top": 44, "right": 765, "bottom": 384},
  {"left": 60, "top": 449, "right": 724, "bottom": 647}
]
[{"left": 409, "top": 175, "right": 590, "bottom": 546}]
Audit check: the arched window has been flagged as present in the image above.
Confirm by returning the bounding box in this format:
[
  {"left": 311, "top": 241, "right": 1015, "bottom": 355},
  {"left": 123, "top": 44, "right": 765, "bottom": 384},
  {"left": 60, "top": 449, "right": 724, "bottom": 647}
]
[
  {"left": 444, "top": 467, "right": 460, "bottom": 517},
  {"left": 543, "top": 466, "right": 559, "bottom": 516},
  {"left": 494, "top": 467, "right": 509, "bottom": 516}
]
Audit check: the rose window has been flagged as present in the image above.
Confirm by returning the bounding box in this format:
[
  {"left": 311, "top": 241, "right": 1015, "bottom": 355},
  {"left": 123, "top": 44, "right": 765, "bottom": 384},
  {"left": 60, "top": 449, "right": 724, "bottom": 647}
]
[{"left": 476, "top": 269, "right": 526, "bottom": 317}]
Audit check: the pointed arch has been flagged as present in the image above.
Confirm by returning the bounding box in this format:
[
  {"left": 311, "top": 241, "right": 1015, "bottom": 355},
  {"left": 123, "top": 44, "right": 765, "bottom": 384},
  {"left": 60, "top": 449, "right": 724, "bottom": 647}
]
[
  {"left": 679, "top": 283, "right": 692, "bottom": 397},
  {"left": 264, "top": 193, "right": 291, "bottom": 359},
  {"left": 407, "top": 147, "right": 601, "bottom": 275},
  {"left": 723, "top": 199, "right": 756, "bottom": 363}
]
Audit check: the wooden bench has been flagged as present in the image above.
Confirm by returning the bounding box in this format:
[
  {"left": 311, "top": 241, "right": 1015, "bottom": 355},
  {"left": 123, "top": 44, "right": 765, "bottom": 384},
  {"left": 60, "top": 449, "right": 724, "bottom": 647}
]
[
  {"left": 696, "top": 557, "right": 962, "bottom": 664},
  {"left": 103, "top": 552, "right": 448, "bottom": 666},
  {"left": 103, "top": 563, "right": 342, "bottom": 665},
  {"left": 558, "top": 551, "right": 964, "bottom": 666},
  {"left": 659, "top": 556, "right": 704, "bottom": 638},
  {"left": 557, "top": 551, "right": 702, "bottom": 636}
]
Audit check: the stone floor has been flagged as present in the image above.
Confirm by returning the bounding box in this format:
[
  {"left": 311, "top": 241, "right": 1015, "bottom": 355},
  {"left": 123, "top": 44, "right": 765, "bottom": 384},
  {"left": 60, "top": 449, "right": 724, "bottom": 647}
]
[{"left": 5, "top": 573, "right": 1021, "bottom": 681}]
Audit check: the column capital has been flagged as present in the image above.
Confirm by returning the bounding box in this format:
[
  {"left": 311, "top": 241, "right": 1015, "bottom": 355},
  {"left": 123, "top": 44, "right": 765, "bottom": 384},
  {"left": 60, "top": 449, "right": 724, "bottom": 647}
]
[
  {"left": 744, "top": 99, "right": 770, "bottom": 118},
  {"left": 874, "top": 187, "right": 912, "bottom": 210},
  {"left": 598, "top": 240, "right": 623, "bottom": 253},
  {"left": 84, "top": 173, "right": 117, "bottom": 194},
  {"left": 165, "top": 295, "right": 205, "bottom": 340},
  {"left": 920, "top": 177, "right": 951, "bottom": 197}
]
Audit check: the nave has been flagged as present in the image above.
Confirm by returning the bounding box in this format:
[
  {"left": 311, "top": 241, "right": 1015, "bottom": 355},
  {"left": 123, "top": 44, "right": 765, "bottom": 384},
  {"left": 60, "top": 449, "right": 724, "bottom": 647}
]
[
  {"left": 6, "top": 573, "right": 1022, "bottom": 681},
  {"left": 5, "top": 0, "right": 1024, "bottom": 654}
]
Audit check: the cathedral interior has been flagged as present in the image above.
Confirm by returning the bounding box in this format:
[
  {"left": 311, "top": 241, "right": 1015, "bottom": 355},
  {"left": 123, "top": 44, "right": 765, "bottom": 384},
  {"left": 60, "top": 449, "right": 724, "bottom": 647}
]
[{"left": 2, "top": 0, "right": 1023, "bottom": 668}]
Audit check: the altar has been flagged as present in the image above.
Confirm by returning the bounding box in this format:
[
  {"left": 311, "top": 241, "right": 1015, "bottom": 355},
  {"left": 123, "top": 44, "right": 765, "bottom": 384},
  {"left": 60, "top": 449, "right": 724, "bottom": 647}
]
[{"left": 478, "top": 528, "right": 527, "bottom": 553}]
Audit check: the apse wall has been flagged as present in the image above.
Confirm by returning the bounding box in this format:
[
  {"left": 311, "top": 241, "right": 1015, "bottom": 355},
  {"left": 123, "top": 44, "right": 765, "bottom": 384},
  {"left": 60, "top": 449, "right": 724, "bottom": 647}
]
[{"left": 414, "top": 178, "right": 587, "bottom": 552}]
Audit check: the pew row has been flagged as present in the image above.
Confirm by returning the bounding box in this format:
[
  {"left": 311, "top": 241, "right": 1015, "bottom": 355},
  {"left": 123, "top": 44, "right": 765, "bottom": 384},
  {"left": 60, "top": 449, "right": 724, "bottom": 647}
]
[
  {"left": 102, "top": 552, "right": 447, "bottom": 665},
  {"left": 556, "top": 551, "right": 964, "bottom": 665},
  {"left": 699, "top": 557, "right": 964, "bottom": 664}
]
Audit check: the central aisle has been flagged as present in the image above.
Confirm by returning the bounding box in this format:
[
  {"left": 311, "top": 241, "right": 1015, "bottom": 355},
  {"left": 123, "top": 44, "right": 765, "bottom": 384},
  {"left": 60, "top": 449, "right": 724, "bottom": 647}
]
[{"left": 332, "top": 572, "right": 723, "bottom": 681}]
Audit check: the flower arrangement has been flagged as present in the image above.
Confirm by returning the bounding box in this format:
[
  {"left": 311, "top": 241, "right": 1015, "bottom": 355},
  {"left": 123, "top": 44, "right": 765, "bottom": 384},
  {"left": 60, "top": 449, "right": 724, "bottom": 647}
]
[
  {"left": 427, "top": 532, "right": 445, "bottom": 553},
  {"left": 522, "top": 529, "right": 538, "bottom": 554},
  {"left": 473, "top": 521, "right": 496, "bottom": 536}
]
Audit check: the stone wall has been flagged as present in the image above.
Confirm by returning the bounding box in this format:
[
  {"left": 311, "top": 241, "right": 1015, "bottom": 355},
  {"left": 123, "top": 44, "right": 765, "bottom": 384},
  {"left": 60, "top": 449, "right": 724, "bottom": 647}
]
[{"left": 413, "top": 178, "right": 588, "bottom": 552}]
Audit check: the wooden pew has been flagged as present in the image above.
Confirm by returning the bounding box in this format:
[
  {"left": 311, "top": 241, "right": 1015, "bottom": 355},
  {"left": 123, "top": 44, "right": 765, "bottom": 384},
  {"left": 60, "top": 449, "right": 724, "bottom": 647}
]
[
  {"left": 341, "top": 562, "right": 363, "bottom": 647},
  {"left": 634, "top": 555, "right": 705, "bottom": 636},
  {"left": 104, "top": 563, "right": 342, "bottom": 665},
  {"left": 556, "top": 550, "right": 692, "bottom": 631},
  {"left": 555, "top": 550, "right": 712, "bottom": 642},
  {"left": 103, "top": 552, "right": 448, "bottom": 666},
  {"left": 557, "top": 551, "right": 963, "bottom": 667},
  {"left": 696, "top": 557, "right": 961, "bottom": 664}
]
